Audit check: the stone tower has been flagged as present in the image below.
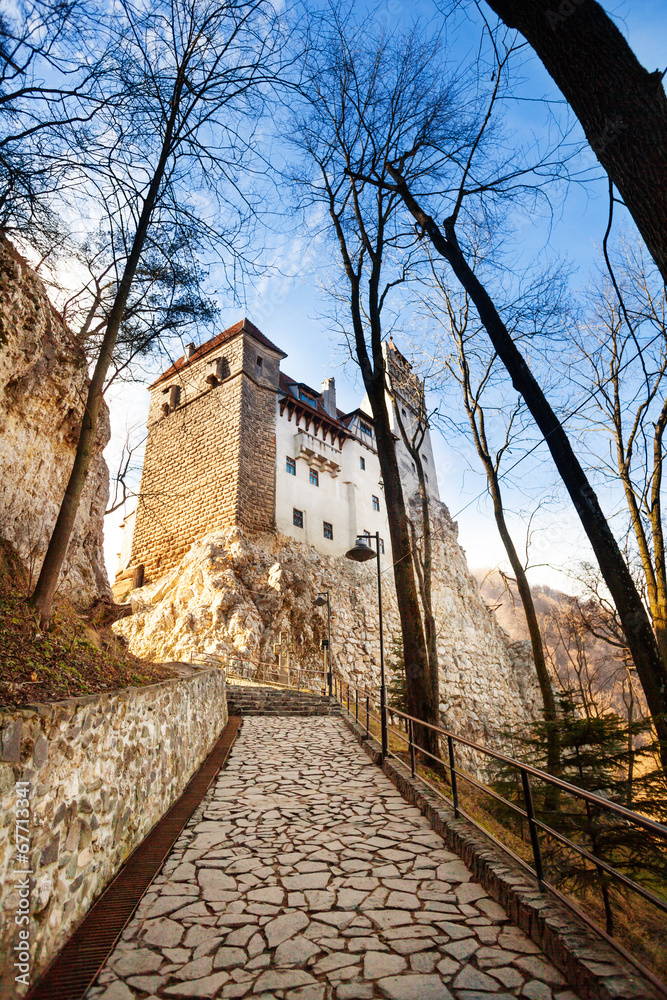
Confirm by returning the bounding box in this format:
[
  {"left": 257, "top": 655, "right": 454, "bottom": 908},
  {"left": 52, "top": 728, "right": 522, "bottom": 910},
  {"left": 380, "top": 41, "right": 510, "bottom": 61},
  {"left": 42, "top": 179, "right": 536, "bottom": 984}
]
[{"left": 129, "top": 318, "right": 286, "bottom": 579}]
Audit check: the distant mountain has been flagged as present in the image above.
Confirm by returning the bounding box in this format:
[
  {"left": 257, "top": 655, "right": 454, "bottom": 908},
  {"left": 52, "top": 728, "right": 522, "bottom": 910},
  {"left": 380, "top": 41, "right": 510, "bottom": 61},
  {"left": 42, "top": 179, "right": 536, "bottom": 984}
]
[{"left": 474, "top": 569, "right": 644, "bottom": 718}]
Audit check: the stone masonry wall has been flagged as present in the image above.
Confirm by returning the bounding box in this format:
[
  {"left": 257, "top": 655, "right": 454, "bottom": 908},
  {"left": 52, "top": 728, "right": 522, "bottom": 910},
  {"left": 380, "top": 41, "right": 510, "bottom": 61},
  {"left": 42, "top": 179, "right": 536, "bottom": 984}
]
[
  {"left": 0, "top": 237, "right": 110, "bottom": 603},
  {"left": 131, "top": 377, "right": 245, "bottom": 579},
  {"left": 131, "top": 330, "right": 280, "bottom": 580},
  {"left": 0, "top": 668, "right": 227, "bottom": 998},
  {"left": 237, "top": 376, "right": 277, "bottom": 535}
]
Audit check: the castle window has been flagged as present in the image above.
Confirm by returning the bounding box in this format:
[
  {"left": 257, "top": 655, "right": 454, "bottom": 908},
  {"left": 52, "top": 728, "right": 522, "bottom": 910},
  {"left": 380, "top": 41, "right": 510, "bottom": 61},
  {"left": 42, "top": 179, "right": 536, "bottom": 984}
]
[
  {"left": 293, "top": 508, "right": 303, "bottom": 528},
  {"left": 401, "top": 408, "right": 407, "bottom": 418},
  {"left": 425, "top": 474, "right": 429, "bottom": 484},
  {"left": 300, "top": 390, "right": 315, "bottom": 405},
  {"left": 323, "top": 521, "right": 333, "bottom": 540},
  {"left": 359, "top": 421, "right": 372, "bottom": 436},
  {"left": 216, "top": 356, "right": 230, "bottom": 380},
  {"left": 169, "top": 385, "right": 181, "bottom": 409},
  {"left": 360, "top": 456, "right": 366, "bottom": 470},
  {"left": 423, "top": 454, "right": 428, "bottom": 463},
  {"left": 372, "top": 495, "right": 380, "bottom": 511},
  {"left": 286, "top": 457, "right": 296, "bottom": 475},
  {"left": 309, "top": 468, "right": 319, "bottom": 486},
  {"left": 379, "top": 538, "right": 385, "bottom": 554},
  {"left": 256, "top": 355, "right": 263, "bottom": 374}
]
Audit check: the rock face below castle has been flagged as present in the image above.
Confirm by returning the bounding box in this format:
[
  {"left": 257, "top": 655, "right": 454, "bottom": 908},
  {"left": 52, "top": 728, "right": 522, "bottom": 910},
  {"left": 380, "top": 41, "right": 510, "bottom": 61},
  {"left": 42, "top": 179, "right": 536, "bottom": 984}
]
[
  {"left": 0, "top": 238, "right": 110, "bottom": 603},
  {"left": 115, "top": 500, "right": 540, "bottom": 743}
]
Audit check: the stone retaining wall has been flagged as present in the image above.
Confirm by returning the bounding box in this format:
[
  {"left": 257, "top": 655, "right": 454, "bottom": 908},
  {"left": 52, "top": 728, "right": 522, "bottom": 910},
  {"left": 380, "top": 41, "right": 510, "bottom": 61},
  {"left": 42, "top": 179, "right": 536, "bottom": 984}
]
[{"left": 0, "top": 668, "right": 227, "bottom": 998}]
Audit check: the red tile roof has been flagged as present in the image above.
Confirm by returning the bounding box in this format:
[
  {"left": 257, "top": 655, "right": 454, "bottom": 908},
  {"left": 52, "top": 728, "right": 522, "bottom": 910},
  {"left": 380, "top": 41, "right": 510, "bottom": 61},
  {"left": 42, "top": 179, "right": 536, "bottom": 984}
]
[
  {"left": 150, "top": 318, "right": 287, "bottom": 388},
  {"left": 278, "top": 371, "right": 347, "bottom": 427}
]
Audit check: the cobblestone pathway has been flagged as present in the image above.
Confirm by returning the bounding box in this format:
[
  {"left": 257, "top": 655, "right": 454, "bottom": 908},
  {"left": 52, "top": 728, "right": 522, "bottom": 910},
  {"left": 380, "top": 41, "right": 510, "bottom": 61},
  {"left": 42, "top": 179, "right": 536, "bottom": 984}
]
[{"left": 88, "top": 717, "right": 580, "bottom": 1000}]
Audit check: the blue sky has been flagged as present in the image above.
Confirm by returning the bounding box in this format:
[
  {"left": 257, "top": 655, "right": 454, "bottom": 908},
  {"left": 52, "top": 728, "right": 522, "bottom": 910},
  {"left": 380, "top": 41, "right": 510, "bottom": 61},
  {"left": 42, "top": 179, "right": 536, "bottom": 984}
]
[{"left": 103, "top": 0, "right": 667, "bottom": 590}]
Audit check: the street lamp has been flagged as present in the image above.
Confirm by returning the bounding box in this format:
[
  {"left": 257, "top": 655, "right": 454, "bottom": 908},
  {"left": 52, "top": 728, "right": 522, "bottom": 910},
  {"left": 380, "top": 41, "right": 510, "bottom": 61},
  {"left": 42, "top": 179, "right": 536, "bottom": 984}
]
[
  {"left": 345, "top": 531, "right": 387, "bottom": 761},
  {"left": 314, "top": 591, "right": 332, "bottom": 697}
]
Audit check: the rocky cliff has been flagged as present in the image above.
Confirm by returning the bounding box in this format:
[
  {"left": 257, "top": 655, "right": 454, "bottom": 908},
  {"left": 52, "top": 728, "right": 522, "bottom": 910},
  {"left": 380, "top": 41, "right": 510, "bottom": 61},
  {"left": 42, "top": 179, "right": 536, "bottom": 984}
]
[
  {"left": 0, "top": 238, "right": 110, "bottom": 603},
  {"left": 115, "top": 500, "right": 540, "bottom": 743}
]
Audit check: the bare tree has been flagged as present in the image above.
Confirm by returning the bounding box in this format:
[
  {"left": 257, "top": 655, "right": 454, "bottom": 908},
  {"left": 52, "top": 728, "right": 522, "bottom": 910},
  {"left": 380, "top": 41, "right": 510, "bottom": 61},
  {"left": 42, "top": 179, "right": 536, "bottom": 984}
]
[
  {"left": 575, "top": 242, "right": 667, "bottom": 670},
  {"left": 379, "top": 71, "right": 667, "bottom": 769},
  {"left": 478, "top": 0, "right": 667, "bottom": 284},
  {"left": 385, "top": 347, "right": 440, "bottom": 734},
  {"left": 289, "top": 14, "right": 472, "bottom": 757},
  {"left": 425, "top": 269, "right": 560, "bottom": 776},
  {"left": 29, "top": 0, "right": 287, "bottom": 626},
  {"left": 0, "top": 1, "right": 113, "bottom": 255}
]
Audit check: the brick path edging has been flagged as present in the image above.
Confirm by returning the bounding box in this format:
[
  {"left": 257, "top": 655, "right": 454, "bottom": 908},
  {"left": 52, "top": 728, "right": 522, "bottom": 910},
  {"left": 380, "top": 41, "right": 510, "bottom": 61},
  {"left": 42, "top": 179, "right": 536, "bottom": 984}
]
[{"left": 340, "top": 713, "right": 663, "bottom": 1000}]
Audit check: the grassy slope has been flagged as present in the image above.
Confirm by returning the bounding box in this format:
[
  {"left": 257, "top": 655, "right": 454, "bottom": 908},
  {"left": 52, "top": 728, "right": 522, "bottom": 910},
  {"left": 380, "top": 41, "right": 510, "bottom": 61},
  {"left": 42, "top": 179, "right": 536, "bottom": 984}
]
[{"left": 0, "top": 541, "right": 177, "bottom": 708}]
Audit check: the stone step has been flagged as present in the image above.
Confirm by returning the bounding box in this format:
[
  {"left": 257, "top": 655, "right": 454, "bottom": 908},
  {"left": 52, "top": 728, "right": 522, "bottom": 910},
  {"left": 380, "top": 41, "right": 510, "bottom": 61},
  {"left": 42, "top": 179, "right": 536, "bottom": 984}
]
[{"left": 226, "top": 684, "right": 341, "bottom": 717}]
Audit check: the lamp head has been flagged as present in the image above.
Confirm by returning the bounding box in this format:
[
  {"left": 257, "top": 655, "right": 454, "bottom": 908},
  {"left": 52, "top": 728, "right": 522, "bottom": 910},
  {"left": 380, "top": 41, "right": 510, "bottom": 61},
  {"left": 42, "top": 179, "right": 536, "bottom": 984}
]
[
  {"left": 345, "top": 536, "right": 375, "bottom": 562},
  {"left": 314, "top": 594, "right": 328, "bottom": 607}
]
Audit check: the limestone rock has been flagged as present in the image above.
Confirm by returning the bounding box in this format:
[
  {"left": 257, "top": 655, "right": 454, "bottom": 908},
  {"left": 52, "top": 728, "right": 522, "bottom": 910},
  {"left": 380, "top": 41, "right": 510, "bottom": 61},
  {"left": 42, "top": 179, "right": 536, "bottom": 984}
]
[
  {"left": 115, "top": 502, "right": 541, "bottom": 746},
  {"left": 0, "top": 237, "right": 110, "bottom": 603}
]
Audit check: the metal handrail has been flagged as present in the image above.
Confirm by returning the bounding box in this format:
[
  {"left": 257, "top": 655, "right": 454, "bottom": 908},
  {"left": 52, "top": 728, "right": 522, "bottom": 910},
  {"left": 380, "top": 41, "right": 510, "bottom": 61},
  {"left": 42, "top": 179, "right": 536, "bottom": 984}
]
[
  {"left": 391, "top": 704, "right": 667, "bottom": 836},
  {"left": 330, "top": 670, "right": 667, "bottom": 929},
  {"left": 226, "top": 657, "right": 327, "bottom": 694}
]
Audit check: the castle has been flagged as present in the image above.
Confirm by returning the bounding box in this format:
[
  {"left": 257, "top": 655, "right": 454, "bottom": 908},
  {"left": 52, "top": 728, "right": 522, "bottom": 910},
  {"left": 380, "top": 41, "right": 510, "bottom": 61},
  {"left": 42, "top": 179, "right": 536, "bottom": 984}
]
[
  {"left": 115, "top": 317, "right": 540, "bottom": 741},
  {"left": 122, "top": 318, "right": 440, "bottom": 583}
]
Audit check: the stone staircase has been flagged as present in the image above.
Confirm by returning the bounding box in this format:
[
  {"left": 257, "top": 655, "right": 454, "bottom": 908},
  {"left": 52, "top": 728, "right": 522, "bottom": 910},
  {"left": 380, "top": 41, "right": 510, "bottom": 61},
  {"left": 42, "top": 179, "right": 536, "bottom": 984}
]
[{"left": 226, "top": 684, "right": 341, "bottom": 717}]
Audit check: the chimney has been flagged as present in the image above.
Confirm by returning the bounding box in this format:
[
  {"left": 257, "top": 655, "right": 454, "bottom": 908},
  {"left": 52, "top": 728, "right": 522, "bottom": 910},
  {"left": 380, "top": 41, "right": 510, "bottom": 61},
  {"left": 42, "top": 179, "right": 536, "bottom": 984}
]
[
  {"left": 321, "top": 377, "right": 336, "bottom": 417},
  {"left": 186, "top": 342, "right": 196, "bottom": 359}
]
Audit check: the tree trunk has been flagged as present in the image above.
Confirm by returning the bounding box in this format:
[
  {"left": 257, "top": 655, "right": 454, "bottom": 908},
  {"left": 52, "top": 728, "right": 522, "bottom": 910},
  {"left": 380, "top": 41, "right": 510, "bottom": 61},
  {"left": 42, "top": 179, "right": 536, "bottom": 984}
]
[
  {"left": 393, "top": 400, "right": 441, "bottom": 755},
  {"left": 486, "top": 468, "right": 560, "bottom": 781},
  {"left": 388, "top": 165, "right": 667, "bottom": 772},
  {"left": 30, "top": 73, "right": 184, "bottom": 626},
  {"left": 482, "top": 0, "right": 667, "bottom": 285},
  {"left": 364, "top": 369, "right": 441, "bottom": 762}
]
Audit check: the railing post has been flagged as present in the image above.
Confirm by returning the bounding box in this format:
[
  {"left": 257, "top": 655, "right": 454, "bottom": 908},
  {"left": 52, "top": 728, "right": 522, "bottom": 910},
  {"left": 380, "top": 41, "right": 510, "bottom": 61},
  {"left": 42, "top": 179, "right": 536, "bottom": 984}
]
[
  {"left": 409, "top": 718, "right": 416, "bottom": 778},
  {"left": 447, "top": 735, "right": 459, "bottom": 818},
  {"left": 365, "top": 695, "right": 370, "bottom": 736},
  {"left": 380, "top": 684, "right": 388, "bottom": 762},
  {"left": 521, "top": 768, "right": 545, "bottom": 890},
  {"left": 347, "top": 683, "right": 350, "bottom": 713},
  {"left": 355, "top": 688, "right": 359, "bottom": 722}
]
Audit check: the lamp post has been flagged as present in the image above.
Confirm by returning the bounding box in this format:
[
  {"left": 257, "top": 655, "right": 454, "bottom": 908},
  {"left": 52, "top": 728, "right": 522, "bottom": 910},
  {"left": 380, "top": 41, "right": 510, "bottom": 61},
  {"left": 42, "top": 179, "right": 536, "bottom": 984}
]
[
  {"left": 345, "top": 532, "right": 387, "bottom": 761},
  {"left": 314, "top": 591, "right": 332, "bottom": 697}
]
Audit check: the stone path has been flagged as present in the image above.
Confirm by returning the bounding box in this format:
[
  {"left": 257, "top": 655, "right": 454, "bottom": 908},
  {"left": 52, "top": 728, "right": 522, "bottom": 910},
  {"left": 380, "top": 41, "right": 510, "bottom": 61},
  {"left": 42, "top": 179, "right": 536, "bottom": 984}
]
[{"left": 87, "top": 717, "right": 580, "bottom": 1000}]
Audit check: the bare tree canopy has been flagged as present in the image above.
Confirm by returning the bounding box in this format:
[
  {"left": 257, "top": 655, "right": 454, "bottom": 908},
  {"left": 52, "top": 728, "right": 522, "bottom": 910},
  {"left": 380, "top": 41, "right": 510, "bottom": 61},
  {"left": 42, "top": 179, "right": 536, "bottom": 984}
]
[
  {"left": 480, "top": 0, "right": 667, "bottom": 284},
  {"left": 23, "top": 0, "right": 289, "bottom": 625}
]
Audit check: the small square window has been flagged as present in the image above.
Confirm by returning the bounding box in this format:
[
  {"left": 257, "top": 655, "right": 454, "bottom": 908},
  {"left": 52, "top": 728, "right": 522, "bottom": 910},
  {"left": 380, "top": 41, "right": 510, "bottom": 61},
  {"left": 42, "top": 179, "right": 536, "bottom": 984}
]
[
  {"left": 286, "top": 457, "right": 296, "bottom": 475},
  {"left": 309, "top": 468, "right": 319, "bottom": 486},
  {"left": 360, "top": 456, "right": 366, "bottom": 470},
  {"left": 372, "top": 495, "right": 380, "bottom": 511},
  {"left": 293, "top": 508, "right": 303, "bottom": 528},
  {"left": 256, "top": 355, "right": 263, "bottom": 373},
  {"left": 323, "top": 521, "right": 333, "bottom": 540},
  {"left": 379, "top": 538, "right": 385, "bottom": 554}
]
